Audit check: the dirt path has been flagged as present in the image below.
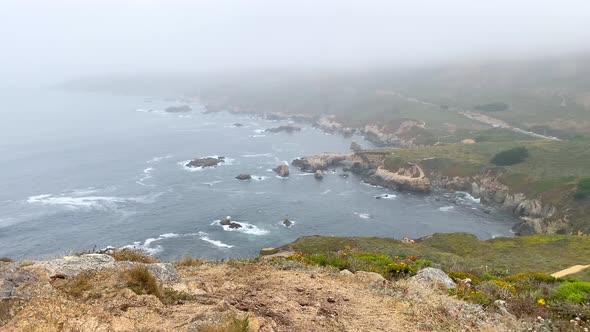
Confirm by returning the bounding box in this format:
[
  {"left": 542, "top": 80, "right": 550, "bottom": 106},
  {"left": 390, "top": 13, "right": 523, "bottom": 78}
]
[
  {"left": 377, "top": 90, "right": 560, "bottom": 141},
  {"left": 551, "top": 264, "right": 590, "bottom": 278}
]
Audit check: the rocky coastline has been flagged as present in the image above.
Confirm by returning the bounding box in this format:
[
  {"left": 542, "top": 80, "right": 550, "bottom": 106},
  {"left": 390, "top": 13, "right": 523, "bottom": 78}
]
[{"left": 291, "top": 152, "right": 565, "bottom": 235}]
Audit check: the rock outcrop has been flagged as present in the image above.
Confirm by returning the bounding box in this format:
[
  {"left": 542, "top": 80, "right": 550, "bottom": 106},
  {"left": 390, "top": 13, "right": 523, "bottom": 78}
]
[
  {"left": 314, "top": 170, "right": 324, "bottom": 180},
  {"left": 31, "top": 254, "right": 179, "bottom": 282},
  {"left": 235, "top": 174, "right": 252, "bottom": 180},
  {"left": 367, "top": 166, "right": 432, "bottom": 193},
  {"left": 410, "top": 267, "right": 455, "bottom": 289},
  {"left": 186, "top": 156, "right": 225, "bottom": 168},
  {"left": 265, "top": 125, "right": 301, "bottom": 133},
  {"left": 292, "top": 153, "right": 350, "bottom": 172},
  {"left": 219, "top": 216, "right": 243, "bottom": 229},
  {"left": 273, "top": 164, "right": 290, "bottom": 177}
]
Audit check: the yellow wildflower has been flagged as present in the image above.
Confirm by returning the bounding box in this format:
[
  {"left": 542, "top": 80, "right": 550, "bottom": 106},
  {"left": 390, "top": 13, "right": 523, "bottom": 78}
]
[{"left": 537, "top": 298, "right": 546, "bottom": 306}]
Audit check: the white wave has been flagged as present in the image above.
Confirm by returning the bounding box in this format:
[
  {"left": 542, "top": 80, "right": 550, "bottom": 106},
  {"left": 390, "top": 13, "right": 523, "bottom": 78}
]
[
  {"left": 122, "top": 233, "right": 182, "bottom": 255},
  {"left": 362, "top": 182, "right": 385, "bottom": 189},
  {"left": 242, "top": 153, "right": 273, "bottom": 158},
  {"left": 26, "top": 190, "right": 160, "bottom": 209},
  {"left": 295, "top": 172, "right": 315, "bottom": 176},
  {"left": 321, "top": 189, "right": 331, "bottom": 195},
  {"left": 135, "top": 108, "right": 165, "bottom": 115},
  {"left": 456, "top": 192, "right": 481, "bottom": 204},
  {"left": 250, "top": 134, "right": 266, "bottom": 138},
  {"left": 254, "top": 129, "right": 266, "bottom": 134},
  {"left": 136, "top": 167, "right": 154, "bottom": 187},
  {"left": 275, "top": 175, "right": 289, "bottom": 180},
  {"left": 375, "top": 193, "right": 396, "bottom": 200},
  {"left": 147, "top": 155, "right": 172, "bottom": 164},
  {"left": 354, "top": 212, "right": 371, "bottom": 219},
  {"left": 439, "top": 206, "right": 455, "bottom": 212},
  {"left": 202, "top": 180, "right": 223, "bottom": 186},
  {"left": 178, "top": 114, "right": 192, "bottom": 118},
  {"left": 211, "top": 219, "right": 269, "bottom": 235},
  {"left": 198, "top": 232, "right": 234, "bottom": 248}
]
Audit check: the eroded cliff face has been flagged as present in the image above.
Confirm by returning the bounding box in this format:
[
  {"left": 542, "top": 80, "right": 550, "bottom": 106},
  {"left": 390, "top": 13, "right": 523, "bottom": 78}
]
[
  {"left": 429, "top": 170, "right": 567, "bottom": 235},
  {"left": 366, "top": 166, "right": 432, "bottom": 193}
]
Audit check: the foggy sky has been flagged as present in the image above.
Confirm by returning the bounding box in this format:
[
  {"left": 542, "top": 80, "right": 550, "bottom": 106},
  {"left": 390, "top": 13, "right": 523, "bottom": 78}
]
[{"left": 1, "top": 0, "right": 590, "bottom": 84}]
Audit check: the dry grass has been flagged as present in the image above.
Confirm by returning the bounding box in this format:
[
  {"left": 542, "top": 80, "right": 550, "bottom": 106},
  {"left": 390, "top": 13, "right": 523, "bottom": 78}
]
[
  {"left": 124, "top": 266, "right": 193, "bottom": 305},
  {"left": 110, "top": 249, "right": 156, "bottom": 263},
  {"left": 199, "top": 313, "right": 251, "bottom": 332},
  {"left": 53, "top": 271, "right": 96, "bottom": 298},
  {"left": 124, "top": 266, "right": 161, "bottom": 297},
  {"left": 176, "top": 257, "right": 205, "bottom": 267}
]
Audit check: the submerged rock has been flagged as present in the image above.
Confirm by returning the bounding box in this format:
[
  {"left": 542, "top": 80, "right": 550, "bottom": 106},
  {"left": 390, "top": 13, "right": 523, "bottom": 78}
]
[
  {"left": 233, "top": 123, "right": 244, "bottom": 127},
  {"left": 282, "top": 219, "right": 293, "bottom": 228},
  {"left": 273, "top": 164, "right": 290, "bottom": 177},
  {"left": 339, "top": 173, "right": 350, "bottom": 178},
  {"left": 186, "top": 156, "right": 225, "bottom": 168},
  {"left": 219, "top": 216, "right": 242, "bottom": 229},
  {"left": 265, "top": 125, "right": 301, "bottom": 133},
  {"left": 165, "top": 105, "right": 192, "bottom": 113},
  {"left": 235, "top": 174, "right": 252, "bottom": 181}
]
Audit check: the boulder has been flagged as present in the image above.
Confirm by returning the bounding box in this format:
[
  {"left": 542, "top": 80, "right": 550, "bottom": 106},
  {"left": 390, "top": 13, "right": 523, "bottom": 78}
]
[
  {"left": 144, "top": 263, "right": 180, "bottom": 283},
  {"left": 165, "top": 105, "right": 192, "bottom": 113},
  {"left": 354, "top": 271, "right": 387, "bottom": 285},
  {"left": 339, "top": 269, "right": 354, "bottom": 276},
  {"left": 410, "top": 267, "right": 455, "bottom": 289},
  {"left": 186, "top": 156, "right": 225, "bottom": 168},
  {"left": 265, "top": 125, "right": 301, "bottom": 133},
  {"left": 282, "top": 219, "right": 293, "bottom": 228},
  {"left": 33, "top": 254, "right": 116, "bottom": 278},
  {"left": 273, "top": 164, "right": 290, "bottom": 177},
  {"left": 339, "top": 173, "right": 350, "bottom": 179},
  {"left": 235, "top": 174, "right": 252, "bottom": 181},
  {"left": 314, "top": 170, "right": 324, "bottom": 180}
]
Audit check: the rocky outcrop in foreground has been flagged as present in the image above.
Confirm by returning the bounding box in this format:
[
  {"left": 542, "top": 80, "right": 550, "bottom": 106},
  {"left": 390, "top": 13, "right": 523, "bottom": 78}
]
[{"left": 0, "top": 253, "right": 520, "bottom": 331}]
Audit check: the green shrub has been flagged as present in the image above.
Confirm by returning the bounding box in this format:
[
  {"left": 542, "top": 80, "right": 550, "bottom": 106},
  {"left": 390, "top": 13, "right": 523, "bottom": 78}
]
[
  {"left": 490, "top": 147, "right": 529, "bottom": 166},
  {"left": 575, "top": 178, "right": 590, "bottom": 199},
  {"left": 554, "top": 282, "right": 590, "bottom": 303}
]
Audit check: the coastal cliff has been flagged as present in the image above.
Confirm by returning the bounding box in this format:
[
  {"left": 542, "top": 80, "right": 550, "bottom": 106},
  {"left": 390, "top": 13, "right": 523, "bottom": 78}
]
[{"left": 292, "top": 151, "right": 571, "bottom": 235}]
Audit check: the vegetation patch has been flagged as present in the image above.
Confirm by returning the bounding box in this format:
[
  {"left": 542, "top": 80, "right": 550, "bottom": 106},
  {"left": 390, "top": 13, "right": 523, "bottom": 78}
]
[
  {"left": 287, "top": 251, "right": 430, "bottom": 279},
  {"left": 125, "top": 266, "right": 162, "bottom": 298},
  {"left": 490, "top": 146, "right": 529, "bottom": 166},
  {"left": 0, "top": 257, "right": 13, "bottom": 263},
  {"left": 110, "top": 249, "right": 156, "bottom": 264},
  {"left": 473, "top": 102, "right": 509, "bottom": 112},
  {"left": 575, "top": 178, "right": 590, "bottom": 200},
  {"left": 554, "top": 282, "right": 590, "bottom": 303}
]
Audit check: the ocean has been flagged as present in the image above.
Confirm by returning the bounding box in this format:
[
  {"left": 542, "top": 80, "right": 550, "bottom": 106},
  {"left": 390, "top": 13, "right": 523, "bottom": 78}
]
[{"left": 0, "top": 89, "right": 516, "bottom": 260}]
